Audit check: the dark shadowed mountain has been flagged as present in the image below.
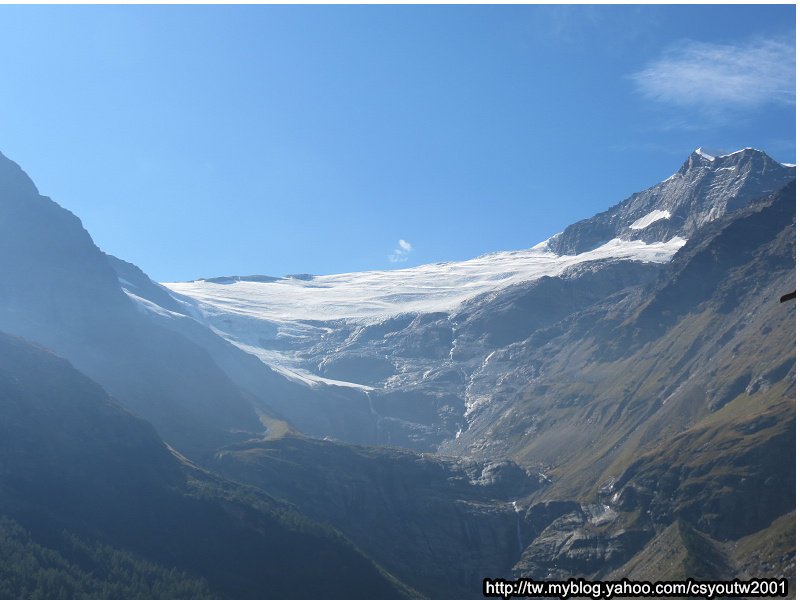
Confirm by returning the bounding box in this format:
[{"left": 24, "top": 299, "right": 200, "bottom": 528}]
[
  {"left": 0, "top": 331, "right": 419, "bottom": 599},
  {"left": 214, "top": 433, "right": 542, "bottom": 600}
]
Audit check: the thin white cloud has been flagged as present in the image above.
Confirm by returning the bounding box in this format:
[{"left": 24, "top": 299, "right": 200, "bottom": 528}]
[
  {"left": 631, "top": 38, "right": 795, "bottom": 111},
  {"left": 389, "top": 239, "right": 413, "bottom": 263}
]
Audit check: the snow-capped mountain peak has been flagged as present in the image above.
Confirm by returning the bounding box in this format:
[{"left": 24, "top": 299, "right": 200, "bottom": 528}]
[{"left": 547, "top": 148, "right": 794, "bottom": 255}]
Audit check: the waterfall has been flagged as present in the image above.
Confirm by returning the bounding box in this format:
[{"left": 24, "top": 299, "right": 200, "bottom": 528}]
[{"left": 512, "top": 501, "right": 524, "bottom": 553}]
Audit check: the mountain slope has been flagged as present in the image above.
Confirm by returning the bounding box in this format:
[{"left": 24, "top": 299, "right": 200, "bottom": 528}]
[
  {"left": 0, "top": 331, "right": 419, "bottom": 600},
  {"left": 483, "top": 182, "right": 794, "bottom": 581},
  {"left": 0, "top": 516, "right": 218, "bottom": 600},
  {"left": 0, "top": 151, "right": 263, "bottom": 458},
  {"left": 109, "top": 254, "right": 385, "bottom": 445},
  {"left": 214, "top": 433, "right": 542, "bottom": 600},
  {"left": 453, "top": 182, "right": 794, "bottom": 492}
]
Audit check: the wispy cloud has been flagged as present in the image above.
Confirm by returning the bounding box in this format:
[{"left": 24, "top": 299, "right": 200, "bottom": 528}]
[
  {"left": 631, "top": 38, "right": 795, "bottom": 112},
  {"left": 388, "top": 239, "right": 412, "bottom": 263}
]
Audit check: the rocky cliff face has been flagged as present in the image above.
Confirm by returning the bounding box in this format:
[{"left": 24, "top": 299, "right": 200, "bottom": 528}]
[{"left": 449, "top": 182, "right": 795, "bottom": 467}]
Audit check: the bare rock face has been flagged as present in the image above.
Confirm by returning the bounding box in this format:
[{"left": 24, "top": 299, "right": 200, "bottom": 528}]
[{"left": 514, "top": 505, "right": 652, "bottom": 580}]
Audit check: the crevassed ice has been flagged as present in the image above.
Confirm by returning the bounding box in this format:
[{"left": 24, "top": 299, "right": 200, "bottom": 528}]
[
  {"left": 629, "top": 210, "right": 671, "bottom": 230},
  {"left": 165, "top": 236, "right": 686, "bottom": 324}
]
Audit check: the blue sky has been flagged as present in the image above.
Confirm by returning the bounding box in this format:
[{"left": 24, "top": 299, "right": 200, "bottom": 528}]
[{"left": 0, "top": 4, "right": 795, "bottom": 281}]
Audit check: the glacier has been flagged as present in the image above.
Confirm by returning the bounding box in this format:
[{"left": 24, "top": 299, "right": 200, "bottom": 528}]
[
  {"left": 163, "top": 236, "right": 686, "bottom": 387},
  {"left": 166, "top": 236, "right": 686, "bottom": 324}
]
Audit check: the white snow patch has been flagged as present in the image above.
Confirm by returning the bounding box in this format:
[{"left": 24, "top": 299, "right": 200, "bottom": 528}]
[
  {"left": 694, "top": 148, "right": 716, "bottom": 161},
  {"left": 629, "top": 210, "right": 671, "bottom": 230}
]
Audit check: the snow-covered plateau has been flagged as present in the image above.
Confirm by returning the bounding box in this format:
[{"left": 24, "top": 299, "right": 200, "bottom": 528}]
[{"left": 166, "top": 236, "right": 685, "bottom": 324}]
